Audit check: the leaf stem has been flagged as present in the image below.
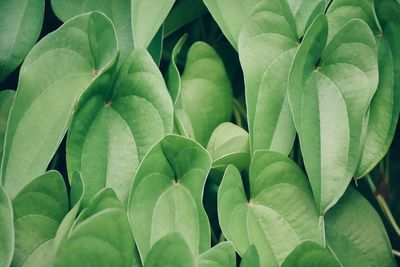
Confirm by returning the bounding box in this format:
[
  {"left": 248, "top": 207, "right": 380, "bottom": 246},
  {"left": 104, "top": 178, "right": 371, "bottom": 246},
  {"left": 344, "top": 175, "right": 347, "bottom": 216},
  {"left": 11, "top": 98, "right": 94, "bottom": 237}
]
[
  {"left": 393, "top": 249, "right": 400, "bottom": 258},
  {"left": 366, "top": 174, "right": 400, "bottom": 238}
]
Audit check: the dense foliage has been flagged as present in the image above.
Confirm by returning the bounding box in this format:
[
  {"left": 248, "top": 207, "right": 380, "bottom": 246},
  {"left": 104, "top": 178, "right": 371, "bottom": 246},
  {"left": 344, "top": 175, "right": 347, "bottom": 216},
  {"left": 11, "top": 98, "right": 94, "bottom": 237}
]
[{"left": 0, "top": 0, "right": 399, "bottom": 266}]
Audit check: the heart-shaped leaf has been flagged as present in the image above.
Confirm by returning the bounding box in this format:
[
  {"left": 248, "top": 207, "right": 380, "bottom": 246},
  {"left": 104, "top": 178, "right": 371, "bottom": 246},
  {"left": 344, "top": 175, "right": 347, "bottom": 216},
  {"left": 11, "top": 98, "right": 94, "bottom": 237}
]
[
  {"left": 281, "top": 241, "right": 340, "bottom": 267},
  {"left": 0, "top": 184, "right": 13, "bottom": 267},
  {"left": 0, "top": 0, "right": 44, "bottom": 81},
  {"left": 198, "top": 242, "right": 236, "bottom": 267},
  {"left": 288, "top": 15, "right": 378, "bottom": 213},
  {"left": 144, "top": 233, "right": 195, "bottom": 267},
  {"left": 177, "top": 42, "right": 233, "bottom": 146},
  {"left": 66, "top": 48, "right": 173, "bottom": 206},
  {"left": 325, "top": 187, "right": 396, "bottom": 267},
  {"left": 0, "top": 90, "right": 14, "bottom": 164},
  {"left": 1, "top": 12, "right": 118, "bottom": 198},
  {"left": 355, "top": 0, "right": 400, "bottom": 177},
  {"left": 240, "top": 246, "right": 260, "bottom": 267},
  {"left": 238, "top": 0, "right": 300, "bottom": 155},
  {"left": 218, "top": 150, "right": 323, "bottom": 267},
  {"left": 51, "top": 0, "right": 133, "bottom": 63},
  {"left": 207, "top": 122, "right": 250, "bottom": 172},
  {"left": 128, "top": 134, "right": 211, "bottom": 261},
  {"left": 54, "top": 188, "right": 140, "bottom": 267},
  {"left": 11, "top": 171, "right": 69, "bottom": 267}
]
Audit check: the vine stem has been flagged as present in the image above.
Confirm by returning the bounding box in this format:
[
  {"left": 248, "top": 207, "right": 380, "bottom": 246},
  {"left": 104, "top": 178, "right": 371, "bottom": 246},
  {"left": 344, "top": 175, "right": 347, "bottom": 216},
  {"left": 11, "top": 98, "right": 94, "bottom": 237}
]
[{"left": 366, "top": 174, "right": 400, "bottom": 238}]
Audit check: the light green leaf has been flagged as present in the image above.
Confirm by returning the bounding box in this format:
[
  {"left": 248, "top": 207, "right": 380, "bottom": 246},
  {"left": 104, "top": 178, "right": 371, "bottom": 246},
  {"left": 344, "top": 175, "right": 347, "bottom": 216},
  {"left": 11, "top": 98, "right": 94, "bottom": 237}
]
[
  {"left": 288, "top": 15, "right": 378, "bottom": 213},
  {"left": 281, "top": 241, "right": 340, "bottom": 267},
  {"left": 144, "top": 233, "right": 195, "bottom": 267},
  {"left": 53, "top": 171, "right": 84, "bottom": 251},
  {"left": 178, "top": 42, "right": 233, "bottom": 146},
  {"left": 238, "top": 0, "right": 298, "bottom": 155},
  {"left": 286, "top": 0, "right": 326, "bottom": 37},
  {"left": 202, "top": 0, "right": 260, "bottom": 49},
  {"left": 131, "top": 0, "right": 175, "bottom": 49},
  {"left": 198, "top": 242, "right": 236, "bottom": 267},
  {"left": 326, "top": 0, "right": 378, "bottom": 43},
  {"left": 66, "top": 48, "right": 173, "bottom": 206},
  {"left": 20, "top": 240, "right": 55, "bottom": 267},
  {"left": 240, "top": 246, "right": 260, "bottom": 267},
  {"left": 54, "top": 188, "right": 140, "bottom": 267},
  {"left": 11, "top": 171, "right": 69, "bottom": 267},
  {"left": 128, "top": 134, "right": 211, "bottom": 261},
  {"left": 147, "top": 26, "right": 164, "bottom": 66},
  {"left": 174, "top": 109, "right": 195, "bottom": 139},
  {"left": 0, "top": 0, "right": 44, "bottom": 81},
  {"left": 0, "top": 90, "right": 14, "bottom": 164},
  {"left": 356, "top": 0, "right": 400, "bottom": 177},
  {"left": 207, "top": 122, "right": 249, "bottom": 172},
  {"left": 51, "top": 0, "right": 133, "bottom": 63},
  {"left": 218, "top": 151, "right": 323, "bottom": 267},
  {"left": 0, "top": 184, "right": 13, "bottom": 267},
  {"left": 1, "top": 12, "right": 118, "bottom": 198},
  {"left": 325, "top": 187, "right": 396, "bottom": 267},
  {"left": 167, "top": 34, "right": 188, "bottom": 104}
]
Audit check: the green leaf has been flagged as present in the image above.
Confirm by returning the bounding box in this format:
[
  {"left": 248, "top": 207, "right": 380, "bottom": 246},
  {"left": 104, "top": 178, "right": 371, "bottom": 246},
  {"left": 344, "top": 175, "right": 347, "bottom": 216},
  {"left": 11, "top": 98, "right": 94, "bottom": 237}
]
[
  {"left": 131, "top": 0, "right": 175, "bottom": 49},
  {"left": 240, "top": 246, "right": 260, "bottom": 267},
  {"left": 281, "top": 241, "right": 340, "bottom": 267},
  {"left": 128, "top": 134, "right": 211, "bottom": 261},
  {"left": 288, "top": 15, "right": 378, "bottom": 213},
  {"left": 218, "top": 151, "right": 323, "bottom": 267},
  {"left": 1, "top": 12, "right": 118, "bottom": 198},
  {"left": 51, "top": 0, "right": 133, "bottom": 63},
  {"left": 207, "top": 122, "right": 250, "bottom": 172},
  {"left": 147, "top": 26, "right": 164, "bottom": 66},
  {"left": 198, "top": 242, "right": 236, "bottom": 267},
  {"left": 326, "top": 0, "right": 378, "bottom": 43},
  {"left": 238, "top": 0, "right": 298, "bottom": 155},
  {"left": 0, "top": 90, "right": 14, "bottom": 164},
  {"left": 66, "top": 48, "right": 173, "bottom": 206},
  {"left": 20, "top": 240, "right": 55, "bottom": 267},
  {"left": 53, "top": 171, "right": 85, "bottom": 251},
  {"left": 325, "top": 187, "right": 396, "bottom": 267},
  {"left": 144, "top": 233, "right": 195, "bottom": 267},
  {"left": 12, "top": 171, "right": 69, "bottom": 267},
  {"left": 202, "top": 0, "right": 260, "bottom": 49},
  {"left": 0, "top": 0, "right": 44, "bottom": 81},
  {"left": 356, "top": 0, "right": 400, "bottom": 177},
  {"left": 286, "top": 0, "right": 326, "bottom": 37},
  {"left": 178, "top": 42, "right": 233, "bottom": 146},
  {"left": 54, "top": 188, "right": 140, "bottom": 267},
  {"left": 167, "top": 34, "right": 188, "bottom": 104},
  {"left": 0, "top": 185, "right": 13, "bottom": 267}
]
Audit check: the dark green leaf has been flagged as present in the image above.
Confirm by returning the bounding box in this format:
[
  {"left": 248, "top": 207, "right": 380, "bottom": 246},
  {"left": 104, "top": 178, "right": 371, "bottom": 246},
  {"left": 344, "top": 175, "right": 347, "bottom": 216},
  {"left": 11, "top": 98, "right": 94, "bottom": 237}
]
[{"left": 0, "top": 90, "right": 14, "bottom": 164}]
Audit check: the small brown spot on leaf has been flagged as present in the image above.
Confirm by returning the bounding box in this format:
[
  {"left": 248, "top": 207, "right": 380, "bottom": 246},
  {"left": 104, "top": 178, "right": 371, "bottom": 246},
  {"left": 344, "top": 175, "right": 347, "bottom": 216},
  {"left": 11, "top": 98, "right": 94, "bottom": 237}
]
[
  {"left": 92, "top": 69, "right": 98, "bottom": 75},
  {"left": 104, "top": 101, "right": 111, "bottom": 107}
]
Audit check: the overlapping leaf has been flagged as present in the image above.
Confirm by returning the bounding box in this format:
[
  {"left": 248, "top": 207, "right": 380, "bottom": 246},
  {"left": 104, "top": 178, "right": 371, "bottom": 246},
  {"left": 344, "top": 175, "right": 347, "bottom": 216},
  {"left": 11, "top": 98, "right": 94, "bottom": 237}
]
[
  {"left": 207, "top": 122, "right": 250, "bottom": 172},
  {"left": 202, "top": 0, "right": 260, "bottom": 49},
  {"left": 239, "top": 0, "right": 299, "bottom": 155},
  {"left": 240, "top": 246, "right": 260, "bottom": 267},
  {"left": 0, "top": 185, "right": 13, "bottom": 267},
  {"left": 11, "top": 171, "right": 68, "bottom": 267},
  {"left": 218, "top": 150, "right": 322, "bottom": 267},
  {"left": 354, "top": 0, "right": 400, "bottom": 177},
  {"left": 1, "top": 12, "right": 118, "bottom": 198},
  {"left": 144, "top": 233, "right": 195, "bottom": 267},
  {"left": 0, "top": 90, "right": 14, "bottom": 163},
  {"left": 288, "top": 14, "right": 378, "bottom": 213},
  {"left": 176, "top": 42, "right": 233, "bottom": 146},
  {"left": 281, "top": 241, "right": 340, "bottom": 267},
  {"left": 198, "top": 242, "right": 236, "bottom": 267},
  {"left": 53, "top": 188, "right": 140, "bottom": 267},
  {"left": 325, "top": 187, "right": 396, "bottom": 267},
  {"left": 128, "top": 135, "right": 211, "bottom": 261},
  {"left": 67, "top": 48, "right": 173, "bottom": 206},
  {"left": 0, "top": 0, "right": 44, "bottom": 81}
]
